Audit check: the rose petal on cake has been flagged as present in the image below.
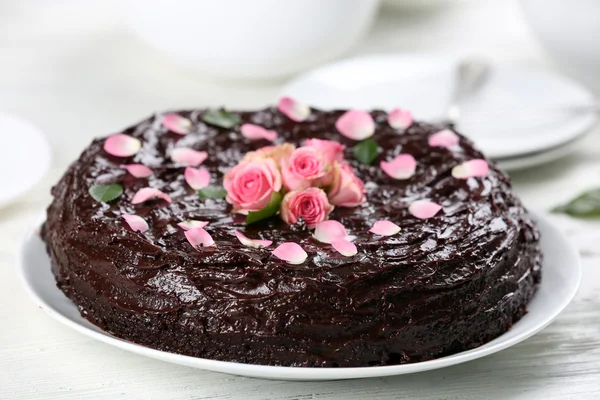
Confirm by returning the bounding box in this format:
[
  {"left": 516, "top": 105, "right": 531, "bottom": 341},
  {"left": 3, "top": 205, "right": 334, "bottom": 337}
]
[
  {"left": 131, "top": 187, "right": 172, "bottom": 204},
  {"left": 234, "top": 230, "right": 273, "bottom": 248},
  {"left": 428, "top": 129, "right": 459, "bottom": 148},
  {"left": 177, "top": 220, "right": 209, "bottom": 230},
  {"left": 120, "top": 164, "right": 152, "bottom": 178},
  {"left": 240, "top": 123, "right": 278, "bottom": 142},
  {"left": 162, "top": 113, "right": 192, "bottom": 135},
  {"left": 452, "top": 159, "right": 489, "bottom": 179},
  {"left": 104, "top": 134, "right": 141, "bottom": 157},
  {"left": 369, "top": 220, "right": 401, "bottom": 236},
  {"left": 335, "top": 110, "right": 375, "bottom": 141},
  {"left": 171, "top": 147, "right": 208, "bottom": 167},
  {"left": 388, "top": 108, "right": 413, "bottom": 129},
  {"left": 184, "top": 167, "right": 211, "bottom": 190},
  {"left": 271, "top": 242, "right": 308, "bottom": 265},
  {"left": 409, "top": 200, "right": 443, "bottom": 219},
  {"left": 313, "top": 220, "right": 347, "bottom": 244},
  {"left": 185, "top": 228, "right": 215, "bottom": 249},
  {"left": 121, "top": 214, "right": 149, "bottom": 233},
  {"left": 380, "top": 154, "right": 416, "bottom": 180},
  {"left": 277, "top": 96, "right": 310, "bottom": 122},
  {"left": 331, "top": 239, "right": 357, "bottom": 257}
]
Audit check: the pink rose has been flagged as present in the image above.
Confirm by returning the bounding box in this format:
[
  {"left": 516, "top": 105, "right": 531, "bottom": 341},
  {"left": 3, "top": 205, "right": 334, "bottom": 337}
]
[
  {"left": 243, "top": 143, "right": 295, "bottom": 166},
  {"left": 304, "top": 139, "right": 346, "bottom": 164},
  {"left": 281, "top": 147, "right": 327, "bottom": 190},
  {"left": 328, "top": 162, "right": 365, "bottom": 207},
  {"left": 280, "top": 187, "right": 334, "bottom": 228},
  {"left": 224, "top": 158, "right": 282, "bottom": 213}
]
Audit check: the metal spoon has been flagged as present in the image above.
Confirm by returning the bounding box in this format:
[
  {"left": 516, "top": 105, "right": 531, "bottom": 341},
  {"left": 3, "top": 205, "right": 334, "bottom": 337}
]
[{"left": 443, "top": 58, "right": 491, "bottom": 126}]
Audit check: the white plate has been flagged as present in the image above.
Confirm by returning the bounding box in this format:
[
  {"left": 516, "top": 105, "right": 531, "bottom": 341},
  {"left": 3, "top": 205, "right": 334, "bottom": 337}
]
[
  {"left": 0, "top": 113, "right": 51, "bottom": 208},
  {"left": 19, "top": 211, "right": 580, "bottom": 381},
  {"left": 280, "top": 54, "right": 598, "bottom": 160}
]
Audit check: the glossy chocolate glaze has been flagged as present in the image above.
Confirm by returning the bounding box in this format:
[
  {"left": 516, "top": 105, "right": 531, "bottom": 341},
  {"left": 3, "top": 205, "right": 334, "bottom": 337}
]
[{"left": 42, "top": 107, "right": 542, "bottom": 367}]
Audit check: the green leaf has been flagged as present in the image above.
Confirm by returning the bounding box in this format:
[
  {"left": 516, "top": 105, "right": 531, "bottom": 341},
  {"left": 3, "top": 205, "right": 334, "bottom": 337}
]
[
  {"left": 89, "top": 183, "right": 123, "bottom": 203},
  {"left": 353, "top": 139, "right": 379, "bottom": 165},
  {"left": 201, "top": 109, "right": 242, "bottom": 129},
  {"left": 246, "top": 192, "right": 283, "bottom": 225},
  {"left": 552, "top": 188, "right": 600, "bottom": 218},
  {"left": 198, "top": 186, "right": 227, "bottom": 199}
]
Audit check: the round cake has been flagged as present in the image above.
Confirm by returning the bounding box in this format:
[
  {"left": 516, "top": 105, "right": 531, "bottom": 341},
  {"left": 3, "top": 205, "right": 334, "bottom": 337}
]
[{"left": 42, "top": 104, "right": 542, "bottom": 367}]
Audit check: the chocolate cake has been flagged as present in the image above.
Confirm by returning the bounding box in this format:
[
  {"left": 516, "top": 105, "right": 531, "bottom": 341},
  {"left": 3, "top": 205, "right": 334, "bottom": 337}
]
[{"left": 42, "top": 105, "right": 542, "bottom": 367}]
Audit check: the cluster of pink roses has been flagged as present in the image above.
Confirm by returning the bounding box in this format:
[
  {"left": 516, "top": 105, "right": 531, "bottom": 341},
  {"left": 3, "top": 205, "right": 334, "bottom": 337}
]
[{"left": 223, "top": 139, "right": 365, "bottom": 227}]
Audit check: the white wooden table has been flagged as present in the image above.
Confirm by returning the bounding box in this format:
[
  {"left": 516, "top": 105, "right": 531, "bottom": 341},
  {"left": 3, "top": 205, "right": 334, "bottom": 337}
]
[{"left": 2, "top": 1, "right": 600, "bottom": 399}]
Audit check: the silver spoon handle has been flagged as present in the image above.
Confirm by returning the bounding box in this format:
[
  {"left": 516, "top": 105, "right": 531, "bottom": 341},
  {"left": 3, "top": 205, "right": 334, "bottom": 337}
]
[{"left": 445, "top": 58, "right": 491, "bottom": 125}]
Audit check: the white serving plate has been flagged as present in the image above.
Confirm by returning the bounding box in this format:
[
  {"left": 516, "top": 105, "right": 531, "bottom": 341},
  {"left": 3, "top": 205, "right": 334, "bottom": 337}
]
[{"left": 19, "top": 211, "right": 580, "bottom": 381}]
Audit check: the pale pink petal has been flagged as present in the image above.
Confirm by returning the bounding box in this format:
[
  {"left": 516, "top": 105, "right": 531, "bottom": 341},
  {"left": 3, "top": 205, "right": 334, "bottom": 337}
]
[
  {"left": 121, "top": 214, "right": 149, "bottom": 233},
  {"left": 428, "top": 129, "right": 460, "bottom": 148},
  {"left": 185, "top": 228, "right": 215, "bottom": 249},
  {"left": 240, "top": 124, "right": 278, "bottom": 142},
  {"left": 171, "top": 147, "right": 208, "bottom": 167},
  {"left": 234, "top": 230, "right": 273, "bottom": 248},
  {"left": 162, "top": 113, "right": 192, "bottom": 135},
  {"left": 335, "top": 110, "right": 375, "bottom": 141},
  {"left": 271, "top": 242, "right": 308, "bottom": 265},
  {"left": 452, "top": 159, "right": 489, "bottom": 179},
  {"left": 120, "top": 164, "right": 152, "bottom": 178},
  {"left": 313, "top": 220, "right": 347, "bottom": 244},
  {"left": 409, "top": 200, "right": 443, "bottom": 219},
  {"left": 131, "top": 187, "right": 172, "bottom": 204},
  {"left": 184, "top": 167, "right": 210, "bottom": 190},
  {"left": 388, "top": 108, "right": 413, "bottom": 129},
  {"left": 331, "top": 239, "right": 357, "bottom": 257},
  {"left": 369, "top": 220, "right": 401, "bottom": 236},
  {"left": 380, "top": 154, "right": 416, "bottom": 180},
  {"left": 277, "top": 96, "right": 310, "bottom": 122},
  {"left": 177, "top": 220, "right": 209, "bottom": 230},
  {"left": 104, "top": 134, "right": 141, "bottom": 157}
]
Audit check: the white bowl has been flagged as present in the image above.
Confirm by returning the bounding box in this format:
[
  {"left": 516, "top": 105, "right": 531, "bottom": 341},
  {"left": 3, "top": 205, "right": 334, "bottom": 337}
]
[
  {"left": 125, "top": 0, "right": 380, "bottom": 80},
  {"left": 520, "top": 0, "right": 600, "bottom": 92}
]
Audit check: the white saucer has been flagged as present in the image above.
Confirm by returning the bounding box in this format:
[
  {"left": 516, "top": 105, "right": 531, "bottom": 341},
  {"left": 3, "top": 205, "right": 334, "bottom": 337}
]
[
  {"left": 280, "top": 54, "right": 598, "bottom": 160},
  {"left": 18, "top": 211, "right": 580, "bottom": 381},
  {"left": 0, "top": 113, "right": 51, "bottom": 208}
]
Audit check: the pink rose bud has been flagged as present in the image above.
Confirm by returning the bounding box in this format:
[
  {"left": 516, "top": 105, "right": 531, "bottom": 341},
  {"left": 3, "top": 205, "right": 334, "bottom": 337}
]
[
  {"left": 223, "top": 158, "right": 282, "bottom": 213},
  {"left": 328, "top": 162, "right": 366, "bottom": 207},
  {"left": 242, "top": 143, "right": 295, "bottom": 166},
  {"left": 281, "top": 147, "right": 327, "bottom": 191},
  {"left": 280, "top": 187, "right": 334, "bottom": 228},
  {"left": 304, "top": 138, "right": 346, "bottom": 164}
]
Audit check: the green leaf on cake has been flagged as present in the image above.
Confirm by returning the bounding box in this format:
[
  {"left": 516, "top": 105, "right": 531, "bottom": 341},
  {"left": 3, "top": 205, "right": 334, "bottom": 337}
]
[
  {"left": 89, "top": 183, "right": 123, "bottom": 203},
  {"left": 353, "top": 139, "right": 379, "bottom": 165},
  {"left": 202, "top": 109, "right": 242, "bottom": 129},
  {"left": 552, "top": 188, "right": 600, "bottom": 218},
  {"left": 246, "top": 192, "right": 283, "bottom": 225},
  {"left": 198, "top": 186, "right": 228, "bottom": 199}
]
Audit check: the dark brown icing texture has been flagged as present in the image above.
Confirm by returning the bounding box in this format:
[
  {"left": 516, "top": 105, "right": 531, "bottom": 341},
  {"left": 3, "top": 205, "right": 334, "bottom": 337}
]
[{"left": 42, "top": 107, "right": 542, "bottom": 367}]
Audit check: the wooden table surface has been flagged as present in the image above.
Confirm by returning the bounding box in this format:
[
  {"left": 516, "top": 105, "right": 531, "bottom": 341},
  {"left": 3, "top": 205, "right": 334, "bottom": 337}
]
[{"left": 2, "top": 1, "right": 600, "bottom": 399}]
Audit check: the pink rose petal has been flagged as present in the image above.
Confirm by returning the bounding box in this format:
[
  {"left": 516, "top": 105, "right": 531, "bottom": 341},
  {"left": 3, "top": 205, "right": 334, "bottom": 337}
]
[
  {"left": 277, "top": 96, "right": 311, "bottom": 122},
  {"left": 162, "top": 113, "right": 192, "bottom": 135},
  {"left": 335, "top": 110, "right": 375, "bottom": 141},
  {"left": 388, "top": 108, "right": 413, "bottom": 129},
  {"left": 120, "top": 164, "right": 152, "bottom": 178},
  {"left": 331, "top": 239, "right": 357, "bottom": 257},
  {"left": 409, "top": 200, "right": 443, "bottom": 219},
  {"left": 131, "top": 187, "right": 172, "bottom": 204},
  {"left": 240, "top": 123, "right": 278, "bottom": 142},
  {"left": 428, "top": 129, "right": 459, "bottom": 148},
  {"left": 313, "top": 220, "right": 347, "bottom": 244},
  {"left": 380, "top": 154, "right": 416, "bottom": 180},
  {"left": 369, "top": 220, "right": 401, "bottom": 236},
  {"left": 234, "top": 230, "right": 273, "bottom": 248},
  {"left": 121, "top": 214, "right": 149, "bottom": 233},
  {"left": 185, "top": 228, "right": 215, "bottom": 249},
  {"left": 171, "top": 147, "right": 208, "bottom": 167},
  {"left": 104, "top": 134, "right": 141, "bottom": 157},
  {"left": 184, "top": 167, "right": 210, "bottom": 190},
  {"left": 271, "top": 242, "right": 308, "bottom": 265},
  {"left": 177, "top": 220, "right": 209, "bottom": 230},
  {"left": 452, "top": 159, "right": 489, "bottom": 179}
]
